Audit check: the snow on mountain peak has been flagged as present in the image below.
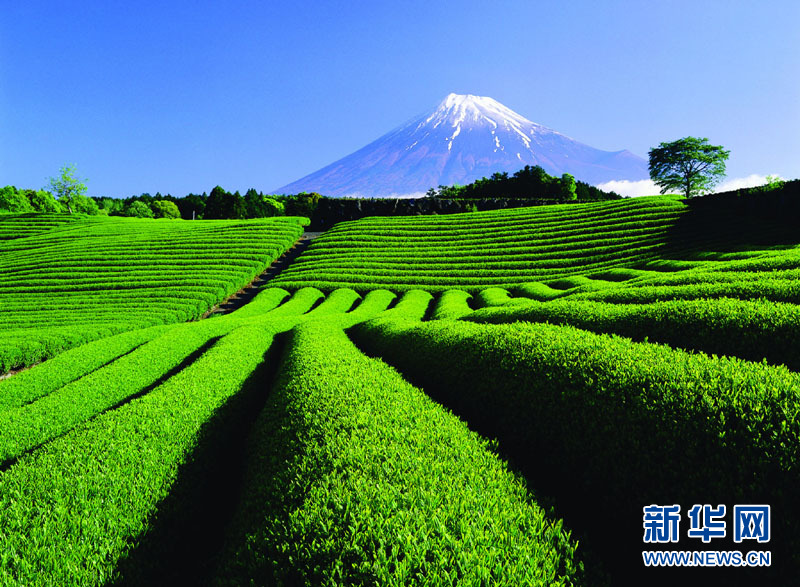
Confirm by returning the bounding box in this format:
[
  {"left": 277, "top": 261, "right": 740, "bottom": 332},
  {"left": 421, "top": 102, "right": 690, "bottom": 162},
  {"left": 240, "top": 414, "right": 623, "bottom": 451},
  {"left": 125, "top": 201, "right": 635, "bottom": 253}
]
[
  {"left": 274, "top": 93, "right": 649, "bottom": 197},
  {"left": 433, "top": 93, "right": 536, "bottom": 128}
]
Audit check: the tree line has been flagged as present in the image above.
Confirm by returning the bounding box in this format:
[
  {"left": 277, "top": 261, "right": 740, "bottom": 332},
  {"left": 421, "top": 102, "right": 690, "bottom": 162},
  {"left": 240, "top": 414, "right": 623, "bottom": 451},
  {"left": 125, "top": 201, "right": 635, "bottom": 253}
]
[
  {"left": 425, "top": 165, "right": 622, "bottom": 200},
  {"left": 0, "top": 182, "right": 321, "bottom": 220},
  {"left": 2, "top": 138, "right": 760, "bottom": 220}
]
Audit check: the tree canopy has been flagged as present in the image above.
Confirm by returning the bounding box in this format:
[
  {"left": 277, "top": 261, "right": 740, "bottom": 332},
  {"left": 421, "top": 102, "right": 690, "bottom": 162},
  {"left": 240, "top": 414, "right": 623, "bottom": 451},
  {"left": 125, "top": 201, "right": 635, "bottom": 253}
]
[
  {"left": 0, "top": 186, "right": 34, "bottom": 213},
  {"left": 205, "top": 186, "right": 246, "bottom": 219},
  {"left": 124, "top": 200, "right": 155, "bottom": 218},
  {"left": 648, "top": 137, "right": 730, "bottom": 198},
  {"left": 151, "top": 200, "right": 181, "bottom": 219},
  {"left": 46, "top": 164, "right": 88, "bottom": 213},
  {"left": 425, "top": 165, "right": 618, "bottom": 201}
]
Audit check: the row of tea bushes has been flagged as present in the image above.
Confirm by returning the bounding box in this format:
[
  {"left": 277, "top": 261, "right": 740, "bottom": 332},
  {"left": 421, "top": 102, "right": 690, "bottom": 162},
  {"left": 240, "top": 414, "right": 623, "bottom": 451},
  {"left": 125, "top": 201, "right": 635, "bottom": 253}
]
[
  {"left": 0, "top": 215, "right": 307, "bottom": 372},
  {"left": 351, "top": 317, "right": 800, "bottom": 579},
  {"left": 214, "top": 320, "right": 583, "bottom": 585},
  {"left": 464, "top": 296, "right": 800, "bottom": 370}
]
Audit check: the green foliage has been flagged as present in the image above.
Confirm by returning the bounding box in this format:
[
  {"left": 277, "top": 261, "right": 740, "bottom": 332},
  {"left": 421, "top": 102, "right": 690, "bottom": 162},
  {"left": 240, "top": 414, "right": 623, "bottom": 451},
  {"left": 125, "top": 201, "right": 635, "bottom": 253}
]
[
  {"left": 560, "top": 172, "right": 577, "bottom": 200},
  {"left": 648, "top": 136, "right": 730, "bottom": 198},
  {"left": 244, "top": 189, "right": 285, "bottom": 218},
  {"left": 177, "top": 193, "right": 206, "bottom": 219},
  {"left": 0, "top": 186, "right": 34, "bottom": 213},
  {"left": 763, "top": 174, "right": 785, "bottom": 190},
  {"left": 0, "top": 325, "right": 170, "bottom": 412},
  {"left": 271, "top": 197, "right": 688, "bottom": 292},
  {"left": 205, "top": 186, "right": 246, "bottom": 219},
  {"left": 215, "top": 320, "right": 582, "bottom": 585},
  {"left": 427, "top": 165, "right": 620, "bottom": 200},
  {"left": 0, "top": 290, "right": 417, "bottom": 584},
  {"left": 46, "top": 164, "right": 89, "bottom": 213},
  {"left": 73, "top": 194, "right": 100, "bottom": 215},
  {"left": 351, "top": 317, "right": 800, "bottom": 579},
  {"left": 27, "top": 189, "right": 63, "bottom": 212},
  {"left": 96, "top": 196, "right": 125, "bottom": 215},
  {"left": 262, "top": 197, "right": 284, "bottom": 216},
  {"left": 123, "top": 200, "right": 154, "bottom": 218},
  {"left": 0, "top": 322, "right": 235, "bottom": 463},
  {"left": 430, "top": 289, "right": 473, "bottom": 319},
  {"left": 465, "top": 297, "right": 800, "bottom": 371},
  {"left": 2, "top": 177, "right": 800, "bottom": 583},
  {"left": 283, "top": 191, "right": 321, "bottom": 218},
  {"left": 0, "top": 321, "right": 282, "bottom": 586},
  {"left": 151, "top": 199, "right": 181, "bottom": 219},
  {"left": 0, "top": 216, "right": 305, "bottom": 371},
  {"left": 374, "top": 289, "right": 433, "bottom": 320}
]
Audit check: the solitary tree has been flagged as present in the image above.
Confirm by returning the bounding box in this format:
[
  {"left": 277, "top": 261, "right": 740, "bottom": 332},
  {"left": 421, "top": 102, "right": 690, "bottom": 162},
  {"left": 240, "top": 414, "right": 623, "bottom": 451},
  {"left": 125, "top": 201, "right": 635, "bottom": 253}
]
[
  {"left": 46, "top": 164, "right": 88, "bottom": 213},
  {"left": 648, "top": 137, "right": 730, "bottom": 198}
]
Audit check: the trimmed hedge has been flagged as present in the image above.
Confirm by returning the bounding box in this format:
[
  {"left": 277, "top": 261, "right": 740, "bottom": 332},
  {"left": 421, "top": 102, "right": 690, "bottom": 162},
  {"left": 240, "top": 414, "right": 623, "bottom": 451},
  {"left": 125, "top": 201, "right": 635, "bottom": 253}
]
[
  {"left": 351, "top": 317, "right": 800, "bottom": 580},
  {"left": 464, "top": 297, "right": 800, "bottom": 370},
  {"left": 214, "top": 321, "right": 583, "bottom": 585}
]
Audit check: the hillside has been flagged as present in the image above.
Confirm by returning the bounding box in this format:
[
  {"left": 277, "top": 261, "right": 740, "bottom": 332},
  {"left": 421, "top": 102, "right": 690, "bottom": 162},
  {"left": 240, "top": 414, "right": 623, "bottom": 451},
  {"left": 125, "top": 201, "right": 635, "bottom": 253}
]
[
  {"left": 1, "top": 184, "right": 799, "bottom": 585},
  {"left": 0, "top": 214, "right": 306, "bottom": 372},
  {"left": 271, "top": 185, "right": 800, "bottom": 295}
]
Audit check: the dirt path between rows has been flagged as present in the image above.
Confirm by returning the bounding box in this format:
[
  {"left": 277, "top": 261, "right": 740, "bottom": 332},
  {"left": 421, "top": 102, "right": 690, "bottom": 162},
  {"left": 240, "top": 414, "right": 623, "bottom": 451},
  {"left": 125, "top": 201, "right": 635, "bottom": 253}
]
[{"left": 202, "top": 231, "right": 323, "bottom": 318}]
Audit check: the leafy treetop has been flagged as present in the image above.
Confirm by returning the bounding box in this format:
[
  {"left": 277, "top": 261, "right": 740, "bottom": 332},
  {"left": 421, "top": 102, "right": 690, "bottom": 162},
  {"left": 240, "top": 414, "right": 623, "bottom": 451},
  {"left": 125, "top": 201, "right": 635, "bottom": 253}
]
[
  {"left": 648, "top": 137, "right": 730, "bottom": 198},
  {"left": 46, "top": 164, "right": 88, "bottom": 213}
]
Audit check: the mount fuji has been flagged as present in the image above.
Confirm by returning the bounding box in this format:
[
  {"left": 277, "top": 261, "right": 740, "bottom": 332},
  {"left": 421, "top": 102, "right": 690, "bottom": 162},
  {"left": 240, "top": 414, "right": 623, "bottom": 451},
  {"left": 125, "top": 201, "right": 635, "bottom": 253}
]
[{"left": 276, "top": 93, "right": 649, "bottom": 197}]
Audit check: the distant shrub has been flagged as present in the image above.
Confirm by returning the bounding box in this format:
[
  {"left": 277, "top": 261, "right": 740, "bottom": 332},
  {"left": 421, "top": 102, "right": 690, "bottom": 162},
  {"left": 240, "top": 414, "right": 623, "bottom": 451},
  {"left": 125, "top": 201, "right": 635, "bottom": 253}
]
[
  {"left": 763, "top": 174, "right": 786, "bottom": 191},
  {"left": 124, "top": 200, "right": 155, "bottom": 218},
  {"left": 262, "top": 197, "right": 284, "bottom": 217},
  {"left": 151, "top": 200, "right": 181, "bottom": 219},
  {"left": 284, "top": 192, "right": 321, "bottom": 218},
  {"left": 73, "top": 195, "right": 100, "bottom": 215},
  {"left": 205, "top": 186, "right": 246, "bottom": 219},
  {"left": 27, "top": 189, "right": 63, "bottom": 212},
  {"left": 0, "top": 186, "right": 34, "bottom": 213}
]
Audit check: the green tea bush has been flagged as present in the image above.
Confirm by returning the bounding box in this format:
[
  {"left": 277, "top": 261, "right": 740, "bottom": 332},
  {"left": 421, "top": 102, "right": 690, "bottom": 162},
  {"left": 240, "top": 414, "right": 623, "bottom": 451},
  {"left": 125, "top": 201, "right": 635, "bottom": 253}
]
[
  {"left": 215, "top": 321, "right": 583, "bottom": 585},
  {"left": 352, "top": 318, "right": 800, "bottom": 577}
]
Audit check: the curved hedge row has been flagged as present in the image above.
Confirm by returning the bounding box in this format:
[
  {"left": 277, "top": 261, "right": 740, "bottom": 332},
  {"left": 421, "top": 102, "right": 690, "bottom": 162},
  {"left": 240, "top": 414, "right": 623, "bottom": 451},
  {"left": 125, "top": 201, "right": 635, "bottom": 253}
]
[
  {"left": 464, "top": 297, "right": 800, "bottom": 370},
  {"left": 214, "top": 321, "right": 583, "bottom": 585},
  {"left": 351, "top": 317, "right": 800, "bottom": 580}
]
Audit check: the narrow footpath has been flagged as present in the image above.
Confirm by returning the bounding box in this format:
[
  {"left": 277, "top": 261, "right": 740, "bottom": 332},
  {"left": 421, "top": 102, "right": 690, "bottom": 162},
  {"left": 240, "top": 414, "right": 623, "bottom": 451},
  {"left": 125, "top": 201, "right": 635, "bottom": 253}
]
[{"left": 203, "top": 231, "right": 323, "bottom": 318}]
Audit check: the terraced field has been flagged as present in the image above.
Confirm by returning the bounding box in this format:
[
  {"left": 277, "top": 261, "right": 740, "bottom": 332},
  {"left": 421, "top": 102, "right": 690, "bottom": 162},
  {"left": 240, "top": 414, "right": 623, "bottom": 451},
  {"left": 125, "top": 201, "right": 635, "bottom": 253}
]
[
  {"left": 270, "top": 196, "right": 695, "bottom": 291},
  {"left": 0, "top": 214, "right": 306, "bottom": 372},
  {"left": 1, "top": 183, "right": 799, "bottom": 585}
]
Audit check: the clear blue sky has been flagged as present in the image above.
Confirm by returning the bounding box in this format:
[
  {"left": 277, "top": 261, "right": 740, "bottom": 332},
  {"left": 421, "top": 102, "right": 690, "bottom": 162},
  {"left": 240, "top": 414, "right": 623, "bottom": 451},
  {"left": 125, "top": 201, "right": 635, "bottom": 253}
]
[{"left": 2, "top": 0, "right": 798, "bottom": 197}]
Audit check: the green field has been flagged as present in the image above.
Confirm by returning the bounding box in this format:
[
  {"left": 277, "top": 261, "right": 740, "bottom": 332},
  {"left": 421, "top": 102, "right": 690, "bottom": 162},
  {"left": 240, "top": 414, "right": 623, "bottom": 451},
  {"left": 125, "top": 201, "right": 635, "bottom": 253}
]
[
  {"left": 1, "top": 185, "right": 798, "bottom": 585},
  {"left": 0, "top": 214, "right": 306, "bottom": 372}
]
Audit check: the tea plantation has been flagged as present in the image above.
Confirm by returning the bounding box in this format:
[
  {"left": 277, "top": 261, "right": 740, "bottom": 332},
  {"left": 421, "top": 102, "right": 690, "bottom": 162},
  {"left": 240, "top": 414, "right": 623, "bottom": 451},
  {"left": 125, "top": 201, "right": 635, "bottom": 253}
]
[
  {"left": 0, "top": 214, "right": 306, "bottom": 372},
  {"left": 1, "top": 183, "right": 798, "bottom": 585}
]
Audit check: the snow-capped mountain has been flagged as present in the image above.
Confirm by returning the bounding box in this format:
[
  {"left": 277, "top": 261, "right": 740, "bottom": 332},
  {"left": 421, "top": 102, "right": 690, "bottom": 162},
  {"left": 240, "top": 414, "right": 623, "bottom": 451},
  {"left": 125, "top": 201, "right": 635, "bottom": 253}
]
[{"left": 276, "top": 93, "right": 648, "bottom": 197}]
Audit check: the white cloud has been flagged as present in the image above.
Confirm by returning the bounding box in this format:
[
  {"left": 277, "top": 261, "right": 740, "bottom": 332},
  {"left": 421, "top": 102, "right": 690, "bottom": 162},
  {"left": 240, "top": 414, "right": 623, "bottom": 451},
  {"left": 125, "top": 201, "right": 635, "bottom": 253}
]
[
  {"left": 597, "top": 174, "right": 786, "bottom": 198},
  {"left": 596, "top": 179, "right": 660, "bottom": 198}
]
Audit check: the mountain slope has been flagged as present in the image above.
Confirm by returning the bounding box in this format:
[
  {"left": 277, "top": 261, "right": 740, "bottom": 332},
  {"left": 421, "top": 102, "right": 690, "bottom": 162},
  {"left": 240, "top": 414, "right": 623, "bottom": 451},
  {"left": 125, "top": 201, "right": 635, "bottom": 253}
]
[{"left": 276, "top": 93, "right": 648, "bottom": 197}]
